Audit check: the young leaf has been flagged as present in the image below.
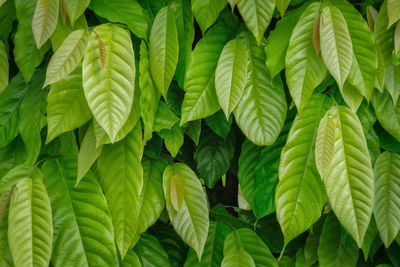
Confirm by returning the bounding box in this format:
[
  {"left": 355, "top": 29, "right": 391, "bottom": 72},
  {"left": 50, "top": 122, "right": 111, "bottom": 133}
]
[
  {"left": 387, "top": 0, "right": 400, "bottom": 28},
  {"left": 149, "top": 6, "right": 179, "bottom": 98},
  {"left": 319, "top": 5, "right": 353, "bottom": 89},
  {"left": 32, "top": 0, "right": 59, "bottom": 48},
  {"left": 163, "top": 163, "right": 209, "bottom": 259},
  {"left": 215, "top": 38, "right": 247, "bottom": 118},
  {"left": 82, "top": 24, "right": 135, "bottom": 142},
  {"left": 373, "top": 151, "right": 400, "bottom": 247},
  {"left": 0, "top": 40, "right": 8, "bottom": 93},
  {"left": 64, "top": 0, "right": 89, "bottom": 25},
  {"left": 50, "top": 14, "right": 88, "bottom": 52},
  {"left": 44, "top": 29, "right": 89, "bottom": 87},
  {"left": 191, "top": 0, "right": 227, "bottom": 34}
]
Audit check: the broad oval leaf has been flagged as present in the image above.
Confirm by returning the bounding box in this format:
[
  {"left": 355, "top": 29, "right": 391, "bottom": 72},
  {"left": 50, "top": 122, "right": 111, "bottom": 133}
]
[
  {"left": 236, "top": 0, "right": 275, "bottom": 45},
  {"left": 191, "top": 0, "right": 227, "bottom": 34},
  {"left": 42, "top": 156, "right": 116, "bottom": 266},
  {"left": 8, "top": 173, "right": 53, "bottom": 267},
  {"left": 0, "top": 40, "right": 8, "bottom": 93},
  {"left": 319, "top": 5, "right": 353, "bottom": 89},
  {"left": 163, "top": 163, "right": 209, "bottom": 259},
  {"left": 285, "top": 2, "right": 327, "bottom": 112},
  {"left": 82, "top": 24, "right": 135, "bottom": 142},
  {"left": 372, "top": 90, "right": 400, "bottom": 142},
  {"left": 64, "top": 0, "right": 89, "bottom": 25},
  {"left": 276, "top": 94, "right": 332, "bottom": 245},
  {"left": 322, "top": 105, "right": 374, "bottom": 247},
  {"left": 149, "top": 6, "right": 179, "bottom": 98},
  {"left": 44, "top": 29, "right": 89, "bottom": 87},
  {"left": 32, "top": 0, "right": 59, "bottom": 48},
  {"left": 215, "top": 38, "right": 247, "bottom": 118},
  {"left": 373, "top": 151, "right": 400, "bottom": 247},
  {"left": 234, "top": 31, "right": 287, "bottom": 146},
  {"left": 98, "top": 123, "right": 143, "bottom": 258}
]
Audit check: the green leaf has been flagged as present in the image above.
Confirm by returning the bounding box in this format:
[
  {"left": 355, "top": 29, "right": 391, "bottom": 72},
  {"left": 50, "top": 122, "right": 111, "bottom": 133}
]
[
  {"left": 191, "top": 0, "right": 227, "bottom": 34},
  {"left": 223, "top": 228, "right": 278, "bottom": 267},
  {"left": 318, "top": 213, "right": 359, "bottom": 267},
  {"left": 375, "top": 45, "right": 385, "bottom": 92},
  {"left": 82, "top": 24, "right": 136, "bottom": 142},
  {"left": 50, "top": 14, "right": 87, "bottom": 52},
  {"left": 357, "top": 100, "right": 377, "bottom": 134},
  {"left": 215, "top": 38, "right": 247, "bottom": 118},
  {"left": 0, "top": 0, "right": 16, "bottom": 45},
  {"left": 234, "top": 31, "right": 287, "bottom": 146},
  {"left": 322, "top": 105, "right": 374, "bottom": 247},
  {"left": 120, "top": 250, "right": 141, "bottom": 267},
  {"left": 366, "top": 128, "right": 380, "bottom": 166},
  {"left": 204, "top": 111, "right": 232, "bottom": 139},
  {"left": 304, "top": 218, "right": 324, "bottom": 267},
  {"left": 0, "top": 195, "right": 13, "bottom": 267},
  {"left": 8, "top": 173, "right": 53, "bottom": 267},
  {"left": 275, "top": 0, "right": 290, "bottom": 16},
  {"left": 194, "top": 131, "right": 234, "bottom": 188},
  {"left": 150, "top": 6, "right": 179, "bottom": 98},
  {"left": 184, "top": 221, "right": 232, "bottom": 267},
  {"left": 134, "top": 233, "right": 172, "bottom": 267},
  {"left": 158, "top": 123, "right": 184, "bottom": 157},
  {"left": 98, "top": 123, "right": 143, "bottom": 258},
  {"left": 285, "top": 2, "right": 327, "bottom": 112},
  {"left": 0, "top": 164, "right": 33, "bottom": 195},
  {"left": 0, "top": 40, "right": 8, "bottom": 93},
  {"left": 181, "top": 23, "right": 232, "bottom": 125},
  {"left": 64, "top": 0, "right": 89, "bottom": 25},
  {"left": 373, "top": 151, "right": 400, "bottom": 247},
  {"left": 153, "top": 101, "right": 179, "bottom": 132},
  {"left": 163, "top": 163, "right": 209, "bottom": 259},
  {"left": 42, "top": 156, "right": 116, "bottom": 266},
  {"left": 388, "top": 0, "right": 400, "bottom": 28},
  {"left": 88, "top": 0, "right": 149, "bottom": 39},
  {"left": 221, "top": 249, "right": 255, "bottom": 267},
  {"left": 276, "top": 94, "right": 332, "bottom": 245},
  {"left": 44, "top": 29, "right": 88, "bottom": 87},
  {"left": 362, "top": 217, "right": 378, "bottom": 260},
  {"left": 236, "top": 0, "right": 275, "bottom": 45},
  {"left": 319, "top": 5, "right": 353, "bottom": 89},
  {"left": 184, "top": 120, "right": 201, "bottom": 146},
  {"left": 32, "top": 0, "right": 58, "bottom": 48}
]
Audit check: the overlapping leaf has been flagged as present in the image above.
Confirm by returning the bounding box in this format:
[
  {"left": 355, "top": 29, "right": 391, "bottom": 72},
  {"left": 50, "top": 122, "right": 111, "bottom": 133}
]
[
  {"left": 32, "top": 0, "right": 58, "bottom": 48},
  {"left": 0, "top": 40, "right": 8, "bottom": 93},
  {"left": 64, "top": 0, "right": 89, "bottom": 25},
  {"left": 191, "top": 0, "right": 226, "bottom": 34},
  {"left": 372, "top": 90, "right": 400, "bottom": 142}
]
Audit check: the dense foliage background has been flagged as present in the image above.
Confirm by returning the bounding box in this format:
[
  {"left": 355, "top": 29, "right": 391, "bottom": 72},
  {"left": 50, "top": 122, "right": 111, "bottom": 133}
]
[{"left": 0, "top": 0, "right": 400, "bottom": 266}]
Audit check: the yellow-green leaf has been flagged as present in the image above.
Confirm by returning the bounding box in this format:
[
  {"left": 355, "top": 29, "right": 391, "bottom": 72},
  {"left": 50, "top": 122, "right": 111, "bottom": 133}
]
[{"left": 32, "top": 0, "right": 59, "bottom": 48}]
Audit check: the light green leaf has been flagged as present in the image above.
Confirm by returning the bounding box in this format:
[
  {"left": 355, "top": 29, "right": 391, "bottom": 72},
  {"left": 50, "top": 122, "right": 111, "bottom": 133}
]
[
  {"left": 388, "top": 0, "right": 400, "bottom": 28},
  {"left": 276, "top": 94, "right": 332, "bottom": 245},
  {"left": 319, "top": 5, "right": 353, "bottom": 89},
  {"left": 46, "top": 68, "right": 92, "bottom": 143},
  {"left": 234, "top": 31, "right": 287, "bottom": 146},
  {"left": 120, "top": 250, "right": 141, "bottom": 267},
  {"left": 375, "top": 44, "right": 385, "bottom": 92},
  {"left": 32, "top": 0, "right": 59, "bottom": 48},
  {"left": 318, "top": 213, "right": 359, "bottom": 267},
  {"left": 163, "top": 163, "right": 209, "bottom": 259},
  {"left": 366, "top": 128, "right": 380, "bottom": 166},
  {"left": 215, "top": 38, "right": 247, "bottom": 118},
  {"left": 153, "top": 101, "right": 179, "bottom": 132},
  {"left": 0, "top": 194, "right": 13, "bottom": 267},
  {"left": 322, "top": 105, "right": 374, "bottom": 247},
  {"left": 82, "top": 24, "right": 135, "bottom": 142},
  {"left": 98, "top": 123, "right": 143, "bottom": 258},
  {"left": 160, "top": 123, "right": 184, "bottom": 157},
  {"left": 77, "top": 123, "right": 103, "bottom": 184},
  {"left": 150, "top": 6, "right": 179, "bottom": 98},
  {"left": 0, "top": 40, "right": 8, "bottom": 93},
  {"left": 42, "top": 156, "right": 116, "bottom": 266},
  {"left": 357, "top": 100, "right": 377, "bottom": 134},
  {"left": 134, "top": 233, "right": 172, "bottom": 267},
  {"left": 181, "top": 23, "right": 232, "bottom": 125},
  {"left": 373, "top": 151, "right": 400, "bottom": 247},
  {"left": 88, "top": 0, "right": 149, "bottom": 39},
  {"left": 275, "top": 0, "right": 290, "bottom": 16},
  {"left": 191, "top": 0, "right": 227, "bottom": 34},
  {"left": 236, "top": 0, "right": 275, "bottom": 45},
  {"left": 0, "top": 164, "right": 33, "bottom": 195},
  {"left": 285, "top": 2, "right": 327, "bottom": 112},
  {"left": 50, "top": 14, "right": 87, "bottom": 52},
  {"left": 64, "top": 0, "right": 89, "bottom": 25},
  {"left": 184, "top": 221, "right": 232, "bottom": 267},
  {"left": 340, "top": 81, "right": 364, "bottom": 112},
  {"left": 8, "top": 173, "right": 53, "bottom": 267},
  {"left": 362, "top": 217, "right": 378, "bottom": 261},
  {"left": 44, "top": 29, "right": 88, "bottom": 87},
  {"left": 221, "top": 249, "right": 255, "bottom": 267}
]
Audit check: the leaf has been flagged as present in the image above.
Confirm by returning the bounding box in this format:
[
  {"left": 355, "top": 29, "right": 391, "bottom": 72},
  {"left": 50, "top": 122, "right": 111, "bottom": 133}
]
[
  {"left": 0, "top": 0, "right": 16, "bottom": 46},
  {"left": 134, "top": 233, "right": 172, "bottom": 267},
  {"left": 194, "top": 131, "right": 235, "bottom": 188},
  {"left": 44, "top": 29, "right": 89, "bottom": 87},
  {"left": 46, "top": 68, "right": 92, "bottom": 143},
  {"left": 215, "top": 38, "right": 247, "bottom": 118},
  {"left": 153, "top": 101, "right": 180, "bottom": 132},
  {"left": 184, "top": 221, "right": 232, "bottom": 267},
  {"left": 236, "top": 0, "right": 275, "bottom": 45},
  {"left": 181, "top": 23, "right": 232, "bottom": 125},
  {"left": 150, "top": 6, "right": 179, "bottom": 98},
  {"left": 234, "top": 31, "right": 287, "bottom": 146},
  {"left": 319, "top": 5, "right": 353, "bottom": 89},
  {"left": 322, "top": 105, "right": 374, "bottom": 247},
  {"left": 88, "top": 0, "right": 149, "bottom": 39},
  {"left": 221, "top": 249, "right": 255, "bottom": 267},
  {"left": 366, "top": 128, "right": 380, "bottom": 166},
  {"left": 32, "top": 0, "right": 58, "bottom": 48},
  {"left": 0, "top": 164, "right": 33, "bottom": 195},
  {"left": 191, "top": 0, "right": 227, "bottom": 34},
  {"left": 42, "top": 156, "right": 116, "bottom": 266},
  {"left": 163, "top": 163, "right": 209, "bottom": 259},
  {"left": 184, "top": 120, "right": 201, "bottom": 145},
  {"left": 8, "top": 173, "right": 53, "bottom": 267},
  {"left": 158, "top": 123, "right": 184, "bottom": 157},
  {"left": 120, "top": 250, "right": 141, "bottom": 267},
  {"left": 50, "top": 14, "right": 87, "bottom": 51},
  {"left": 361, "top": 217, "right": 378, "bottom": 260},
  {"left": 375, "top": 45, "right": 385, "bottom": 92},
  {"left": 388, "top": 0, "right": 400, "bottom": 28},
  {"left": 275, "top": 0, "right": 290, "bottom": 16},
  {"left": 64, "top": 0, "right": 89, "bottom": 25},
  {"left": 98, "top": 123, "right": 143, "bottom": 258},
  {"left": 0, "top": 195, "right": 13, "bottom": 267},
  {"left": 0, "top": 40, "right": 8, "bottom": 93},
  {"left": 285, "top": 2, "right": 327, "bottom": 112},
  {"left": 204, "top": 111, "right": 232, "bottom": 139},
  {"left": 315, "top": 108, "right": 336, "bottom": 178},
  {"left": 82, "top": 24, "right": 136, "bottom": 142},
  {"left": 357, "top": 100, "right": 377, "bottom": 134},
  {"left": 276, "top": 94, "right": 332, "bottom": 245},
  {"left": 318, "top": 213, "right": 359, "bottom": 267},
  {"left": 373, "top": 151, "right": 400, "bottom": 247},
  {"left": 223, "top": 228, "right": 277, "bottom": 267}
]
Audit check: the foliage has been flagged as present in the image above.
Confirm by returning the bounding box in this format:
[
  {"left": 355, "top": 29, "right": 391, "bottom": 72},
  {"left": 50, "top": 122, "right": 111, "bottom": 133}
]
[{"left": 1, "top": 0, "right": 400, "bottom": 266}]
